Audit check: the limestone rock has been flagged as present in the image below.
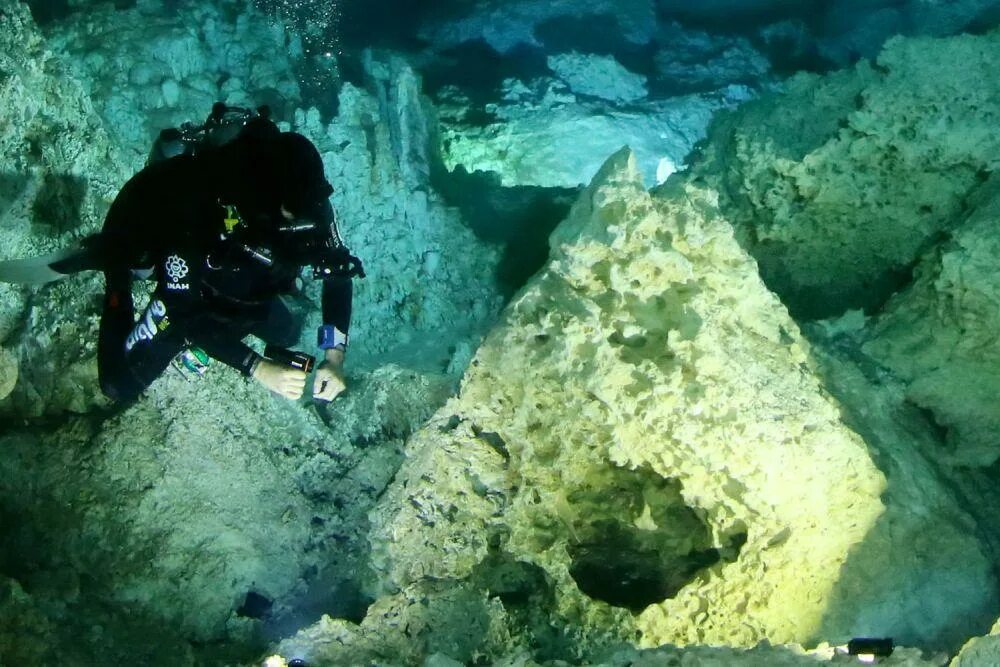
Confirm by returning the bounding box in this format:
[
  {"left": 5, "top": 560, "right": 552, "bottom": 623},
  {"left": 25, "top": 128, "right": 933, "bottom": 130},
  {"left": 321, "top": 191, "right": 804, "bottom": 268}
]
[
  {"left": 363, "top": 149, "right": 889, "bottom": 656},
  {"left": 812, "top": 0, "right": 1000, "bottom": 65},
  {"left": 0, "top": 577, "right": 58, "bottom": 665},
  {"left": 695, "top": 32, "right": 1000, "bottom": 319},
  {"left": 46, "top": 0, "right": 302, "bottom": 165},
  {"left": 0, "top": 0, "right": 127, "bottom": 338},
  {"left": 547, "top": 52, "right": 648, "bottom": 104},
  {"left": 438, "top": 78, "right": 746, "bottom": 188},
  {"left": 799, "top": 325, "right": 997, "bottom": 648},
  {"left": 653, "top": 24, "right": 772, "bottom": 93},
  {"left": 0, "top": 347, "right": 17, "bottom": 400},
  {"left": 273, "top": 609, "right": 946, "bottom": 667},
  {"left": 293, "top": 54, "right": 504, "bottom": 371},
  {"left": 271, "top": 146, "right": 988, "bottom": 664},
  {"left": 0, "top": 358, "right": 456, "bottom": 660},
  {"left": 864, "top": 175, "right": 1000, "bottom": 466},
  {"left": 951, "top": 617, "right": 1000, "bottom": 666}
]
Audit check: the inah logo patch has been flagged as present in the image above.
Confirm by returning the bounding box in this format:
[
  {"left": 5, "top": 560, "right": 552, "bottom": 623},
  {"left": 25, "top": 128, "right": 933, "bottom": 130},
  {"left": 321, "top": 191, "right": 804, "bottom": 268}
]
[{"left": 165, "top": 255, "right": 189, "bottom": 282}]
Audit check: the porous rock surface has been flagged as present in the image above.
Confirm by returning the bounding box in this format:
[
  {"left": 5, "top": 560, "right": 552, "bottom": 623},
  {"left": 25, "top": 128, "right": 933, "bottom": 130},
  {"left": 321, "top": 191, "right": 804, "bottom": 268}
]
[
  {"left": 270, "top": 149, "right": 990, "bottom": 664},
  {"left": 292, "top": 53, "right": 504, "bottom": 371},
  {"left": 952, "top": 617, "right": 1000, "bottom": 666},
  {"left": 0, "top": 347, "right": 17, "bottom": 400},
  {"left": 438, "top": 78, "right": 748, "bottom": 189},
  {"left": 0, "top": 0, "right": 127, "bottom": 339},
  {"left": 863, "top": 175, "right": 1000, "bottom": 467},
  {"left": 0, "top": 359, "right": 455, "bottom": 664},
  {"left": 798, "top": 320, "right": 999, "bottom": 650},
  {"left": 47, "top": 0, "right": 303, "bottom": 166},
  {"left": 0, "top": 7, "right": 503, "bottom": 665},
  {"left": 694, "top": 32, "right": 1000, "bottom": 319}
]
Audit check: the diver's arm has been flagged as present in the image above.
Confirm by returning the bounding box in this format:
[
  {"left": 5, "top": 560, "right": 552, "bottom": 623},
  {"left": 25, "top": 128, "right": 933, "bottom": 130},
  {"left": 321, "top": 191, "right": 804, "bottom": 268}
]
[
  {"left": 311, "top": 275, "right": 352, "bottom": 401},
  {"left": 319, "top": 274, "right": 352, "bottom": 350},
  {"left": 188, "top": 327, "right": 261, "bottom": 376}
]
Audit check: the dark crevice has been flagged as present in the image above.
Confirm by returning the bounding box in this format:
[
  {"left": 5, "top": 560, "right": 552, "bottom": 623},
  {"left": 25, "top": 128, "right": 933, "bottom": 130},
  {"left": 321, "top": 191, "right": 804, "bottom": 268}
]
[
  {"left": 431, "top": 164, "right": 576, "bottom": 296},
  {"left": 569, "top": 525, "right": 722, "bottom": 612},
  {"left": 561, "top": 467, "right": 742, "bottom": 613},
  {"left": 30, "top": 173, "right": 87, "bottom": 236}
]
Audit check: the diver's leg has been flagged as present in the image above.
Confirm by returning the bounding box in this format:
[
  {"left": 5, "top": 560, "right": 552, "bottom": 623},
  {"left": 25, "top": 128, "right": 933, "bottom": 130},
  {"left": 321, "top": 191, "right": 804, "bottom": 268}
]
[
  {"left": 100, "top": 295, "right": 184, "bottom": 402},
  {"left": 249, "top": 298, "right": 302, "bottom": 349},
  {"left": 98, "top": 267, "right": 142, "bottom": 401}
]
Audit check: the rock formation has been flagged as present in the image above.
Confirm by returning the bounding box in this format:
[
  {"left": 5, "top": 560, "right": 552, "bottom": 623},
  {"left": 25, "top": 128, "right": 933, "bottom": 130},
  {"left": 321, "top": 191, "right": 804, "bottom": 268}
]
[
  {"left": 269, "top": 145, "right": 996, "bottom": 664},
  {"left": 863, "top": 176, "right": 1000, "bottom": 467},
  {"left": 694, "top": 32, "right": 1000, "bottom": 319},
  {"left": 3, "top": 0, "right": 1000, "bottom": 664},
  {"left": 437, "top": 79, "right": 747, "bottom": 189}
]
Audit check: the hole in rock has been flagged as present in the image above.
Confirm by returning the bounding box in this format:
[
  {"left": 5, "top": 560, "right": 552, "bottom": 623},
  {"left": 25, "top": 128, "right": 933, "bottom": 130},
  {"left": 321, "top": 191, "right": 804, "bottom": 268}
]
[
  {"left": 568, "top": 521, "right": 722, "bottom": 612},
  {"left": 471, "top": 553, "right": 580, "bottom": 662},
  {"left": 237, "top": 590, "right": 274, "bottom": 619},
  {"left": 475, "top": 554, "right": 553, "bottom": 607},
  {"left": 562, "top": 466, "right": 741, "bottom": 612}
]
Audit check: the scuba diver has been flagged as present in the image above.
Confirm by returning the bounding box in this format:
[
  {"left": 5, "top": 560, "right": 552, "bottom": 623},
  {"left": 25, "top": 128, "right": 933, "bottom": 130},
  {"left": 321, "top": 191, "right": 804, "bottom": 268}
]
[{"left": 1, "top": 104, "right": 365, "bottom": 404}]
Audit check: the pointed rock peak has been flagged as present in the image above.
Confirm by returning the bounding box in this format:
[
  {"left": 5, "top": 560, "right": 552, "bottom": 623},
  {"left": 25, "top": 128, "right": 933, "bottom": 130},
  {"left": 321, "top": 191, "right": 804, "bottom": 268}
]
[
  {"left": 590, "top": 145, "right": 644, "bottom": 192},
  {"left": 550, "top": 146, "right": 646, "bottom": 251}
]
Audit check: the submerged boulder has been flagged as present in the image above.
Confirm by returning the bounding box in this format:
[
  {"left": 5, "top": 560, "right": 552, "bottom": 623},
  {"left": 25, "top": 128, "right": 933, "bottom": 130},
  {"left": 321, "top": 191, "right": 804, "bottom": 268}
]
[
  {"left": 273, "top": 148, "right": 994, "bottom": 663},
  {"left": 695, "top": 32, "right": 1000, "bottom": 319},
  {"left": 863, "top": 175, "right": 1000, "bottom": 466},
  {"left": 438, "top": 78, "right": 746, "bottom": 189},
  {"left": 546, "top": 52, "right": 648, "bottom": 103}
]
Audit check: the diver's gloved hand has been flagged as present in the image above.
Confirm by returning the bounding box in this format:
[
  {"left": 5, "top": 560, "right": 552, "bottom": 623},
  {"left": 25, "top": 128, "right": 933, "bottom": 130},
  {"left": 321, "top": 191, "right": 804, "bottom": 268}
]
[
  {"left": 312, "top": 349, "right": 346, "bottom": 402},
  {"left": 253, "top": 358, "right": 308, "bottom": 400}
]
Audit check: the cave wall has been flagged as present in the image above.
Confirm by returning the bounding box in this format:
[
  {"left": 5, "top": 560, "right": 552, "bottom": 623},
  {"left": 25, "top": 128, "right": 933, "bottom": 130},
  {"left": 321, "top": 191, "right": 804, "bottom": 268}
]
[
  {"left": 267, "top": 25, "right": 1000, "bottom": 667},
  {"left": 0, "top": 0, "right": 128, "bottom": 383},
  {"left": 693, "top": 31, "right": 999, "bottom": 319},
  {"left": 863, "top": 175, "right": 1000, "bottom": 467},
  {"left": 291, "top": 53, "right": 504, "bottom": 372},
  {"left": 3, "top": 0, "right": 1000, "bottom": 663}
]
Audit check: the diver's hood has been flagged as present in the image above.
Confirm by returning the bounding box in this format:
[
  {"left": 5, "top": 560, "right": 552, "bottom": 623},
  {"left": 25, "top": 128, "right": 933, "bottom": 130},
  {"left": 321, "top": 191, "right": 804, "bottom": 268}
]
[{"left": 207, "top": 120, "right": 333, "bottom": 229}]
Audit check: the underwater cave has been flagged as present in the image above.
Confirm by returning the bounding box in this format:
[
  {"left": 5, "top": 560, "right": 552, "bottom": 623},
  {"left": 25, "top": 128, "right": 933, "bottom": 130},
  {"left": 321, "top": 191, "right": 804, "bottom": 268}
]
[{"left": 2, "top": 0, "right": 1000, "bottom": 664}]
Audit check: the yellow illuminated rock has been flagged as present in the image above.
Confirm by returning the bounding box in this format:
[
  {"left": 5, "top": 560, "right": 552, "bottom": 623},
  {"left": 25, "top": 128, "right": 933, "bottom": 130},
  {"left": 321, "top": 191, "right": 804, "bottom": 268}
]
[{"left": 365, "top": 148, "right": 888, "bottom": 652}]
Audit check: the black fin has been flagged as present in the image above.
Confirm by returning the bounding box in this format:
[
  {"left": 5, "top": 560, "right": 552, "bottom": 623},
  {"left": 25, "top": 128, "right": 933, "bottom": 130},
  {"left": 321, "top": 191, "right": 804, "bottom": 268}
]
[{"left": 0, "top": 245, "right": 99, "bottom": 284}]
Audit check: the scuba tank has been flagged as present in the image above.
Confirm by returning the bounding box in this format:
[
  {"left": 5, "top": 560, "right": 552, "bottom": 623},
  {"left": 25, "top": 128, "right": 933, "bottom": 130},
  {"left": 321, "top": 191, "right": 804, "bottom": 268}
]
[{"left": 147, "top": 102, "right": 273, "bottom": 165}]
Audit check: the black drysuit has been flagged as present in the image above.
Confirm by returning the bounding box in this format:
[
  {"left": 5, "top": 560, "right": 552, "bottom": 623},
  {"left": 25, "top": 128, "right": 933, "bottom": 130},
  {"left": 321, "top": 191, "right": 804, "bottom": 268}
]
[{"left": 97, "top": 129, "right": 353, "bottom": 402}]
